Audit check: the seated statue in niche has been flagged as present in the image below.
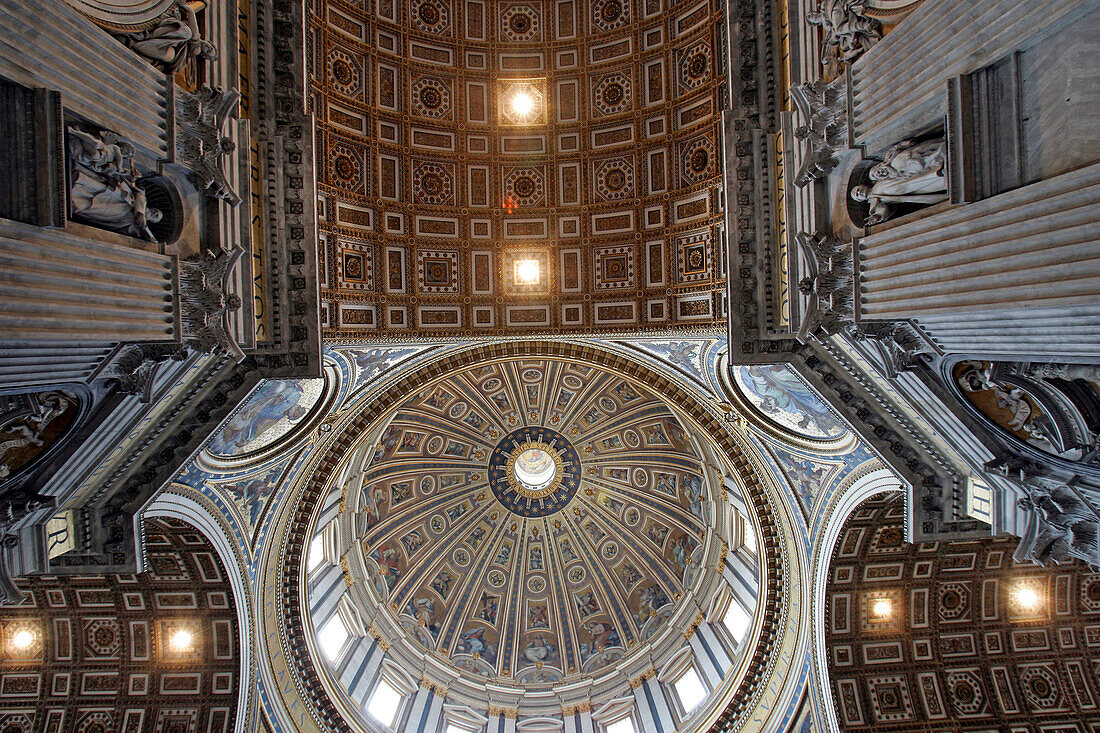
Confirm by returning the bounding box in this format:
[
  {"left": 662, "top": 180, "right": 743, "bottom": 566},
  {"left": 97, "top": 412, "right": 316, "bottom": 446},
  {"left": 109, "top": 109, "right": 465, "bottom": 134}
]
[
  {"left": 850, "top": 138, "right": 949, "bottom": 225},
  {"left": 67, "top": 127, "right": 163, "bottom": 241},
  {"left": 114, "top": 0, "right": 217, "bottom": 74}
]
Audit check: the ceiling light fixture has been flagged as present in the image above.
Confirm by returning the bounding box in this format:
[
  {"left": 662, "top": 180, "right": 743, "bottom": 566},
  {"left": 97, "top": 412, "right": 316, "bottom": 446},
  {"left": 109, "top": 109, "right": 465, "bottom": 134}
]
[
  {"left": 10, "top": 629, "right": 34, "bottom": 651},
  {"left": 510, "top": 91, "right": 535, "bottom": 117},
  {"left": 169, "top": 629, "right": 194, "bottom": 653},
  {"left": 515, "top": 259, "right": 540, "bottom": 285},
  {"left": 870, "top": 598, "right": 892, "bottom": 620},
  {"left": 1012, "top": 583, "right": 1041, "bottom": 611}
]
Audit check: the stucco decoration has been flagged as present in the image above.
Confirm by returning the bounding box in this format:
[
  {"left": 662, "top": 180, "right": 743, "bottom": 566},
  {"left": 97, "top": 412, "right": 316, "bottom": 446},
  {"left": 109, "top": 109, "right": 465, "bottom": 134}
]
[
  {"left": 0, "top": 391, "right": 80, "bottom": 483},
  {"left": 206, "top": 378, "right": 326, "bottom": 459},
  {"left": 732, "top": 364, "right": 848, "bottom": 440},
  {"left": 346, "top": 357, "right": 717, "bottom": 686}
]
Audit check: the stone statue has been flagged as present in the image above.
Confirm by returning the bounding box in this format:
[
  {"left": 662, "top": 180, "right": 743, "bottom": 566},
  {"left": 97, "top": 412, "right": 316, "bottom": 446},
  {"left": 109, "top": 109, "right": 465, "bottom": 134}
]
[
  {"left": 807, "top": 1, "right": 881, "bottom": 72},
  {"left": 179, "top": 248, "right": 246, "bottom": 358},
  {"left": 114, "top": 0, "right": 217, "bottom": 74},
  {"left": 67, "top": 127, "right": 163, "bottom": 241},
  {"left": 791, "top": 78, "right": 848, "bottom": 186},
  {"left": 1015, "top": 479, "right": 1099, "bottom": 569},
  {"left": 851, "top": 138, "right": 948, "bottom": 224},
  {"left": 175, "top": 85, "right": 242, "bottom": 204}
]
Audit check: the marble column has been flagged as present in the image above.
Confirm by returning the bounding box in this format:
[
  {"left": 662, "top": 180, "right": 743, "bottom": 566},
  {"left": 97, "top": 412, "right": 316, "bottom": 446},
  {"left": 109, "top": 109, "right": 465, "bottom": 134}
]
[
  {"left": 848, "top": 0, "right": 1093, "bottom": 154},
  {"left": 632, "top": 677, "right": 676, "bottom": 733},
  {"left": 856, "top": 162, "right": 1100, "bottom": 358}
]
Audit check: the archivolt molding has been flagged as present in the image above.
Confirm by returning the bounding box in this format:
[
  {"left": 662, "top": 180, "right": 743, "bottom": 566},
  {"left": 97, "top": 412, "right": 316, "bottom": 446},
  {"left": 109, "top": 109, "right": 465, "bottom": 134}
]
[
  {"left": 254, "top": 339, "right": 810, "bottom": 733},
  {"left": 807, "top": 466, "right": 901, "bottom": 733},
  {"left": 140, "top": 488, "right": 258, "bottom": 733}
]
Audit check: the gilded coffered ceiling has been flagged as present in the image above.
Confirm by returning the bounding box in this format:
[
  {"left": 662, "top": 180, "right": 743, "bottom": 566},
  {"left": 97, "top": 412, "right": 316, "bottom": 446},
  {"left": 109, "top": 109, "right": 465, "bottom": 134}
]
[{"left": 307, "top": 0, "right": 728, "bottom": 336}]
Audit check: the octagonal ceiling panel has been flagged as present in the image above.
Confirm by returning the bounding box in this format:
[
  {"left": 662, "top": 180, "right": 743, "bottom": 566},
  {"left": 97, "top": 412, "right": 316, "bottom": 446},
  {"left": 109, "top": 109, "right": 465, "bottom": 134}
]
[
  {"left": 308, "top": 0, "right": 728, "bottom": 335},
  {"left": 347, "top": 357, "right": 715, "bottom": 684}
]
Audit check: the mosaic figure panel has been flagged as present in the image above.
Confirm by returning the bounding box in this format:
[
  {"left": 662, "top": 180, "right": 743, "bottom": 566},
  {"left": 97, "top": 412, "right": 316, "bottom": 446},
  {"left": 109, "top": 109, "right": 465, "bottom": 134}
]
[
  {"left": 206, "top": 378, "right": 325, "bottom": 458},
  {"left": 733, "top": 364, "right": 848, "bottom": 440}
]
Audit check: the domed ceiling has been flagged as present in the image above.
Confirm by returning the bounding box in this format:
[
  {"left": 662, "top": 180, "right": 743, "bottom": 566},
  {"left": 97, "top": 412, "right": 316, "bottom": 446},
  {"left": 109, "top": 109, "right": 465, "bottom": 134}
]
[
  {"left": 307, "top": 0, "right": 728, "bottom": 335},
  {"left": 334, "top": 355, "right": 730, "bottom": 700}
]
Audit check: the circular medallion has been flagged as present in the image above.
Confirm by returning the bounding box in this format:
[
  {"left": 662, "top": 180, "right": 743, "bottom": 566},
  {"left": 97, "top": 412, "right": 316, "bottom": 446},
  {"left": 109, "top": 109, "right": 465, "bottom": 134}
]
[
  {"left": 601, "top": 82, "right": 625, "bottom": 106},
  {"left": 334, "top": 154, "right": 356, "bottom": 181},
  {"left": 332, "top": 59, "right": 353, "bottom": 84},
  {"left": 687, "top": 53, "right": 708, "bottom": 79},
  {"left": 513, "top": 176, "right": 537, "bottom": 198},
  {"left": 417, "top": 0, "right": 440, "bottom": 25},
  {"left": 690, "top": 147, "right": 710, "bottom": 173},
  {"left": 419, "top": 85, "right": 442, "bottom": 109},
  {"left": 488, "top": 427, "right": 581, "bottom": 517},
  {"left": 421, "top": 173, "right": 444, "bottom": 195},
  {"left": 509, "top": 12, "right": 531, "bottom": 34}
]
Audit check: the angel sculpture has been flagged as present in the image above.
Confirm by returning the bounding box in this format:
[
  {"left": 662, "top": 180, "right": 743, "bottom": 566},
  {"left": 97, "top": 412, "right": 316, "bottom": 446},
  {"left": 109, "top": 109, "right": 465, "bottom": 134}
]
[{"left": 115, "top": 0, "right": 218, "bottom": 73}]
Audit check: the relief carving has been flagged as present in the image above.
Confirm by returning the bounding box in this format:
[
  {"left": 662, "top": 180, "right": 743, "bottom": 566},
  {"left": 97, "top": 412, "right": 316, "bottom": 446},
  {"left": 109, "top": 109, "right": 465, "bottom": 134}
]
[
  {"left": 179, "top": 248, "right": 246, "bottom": 359},
  {"left": 0, "top": 391, "right": 78, "bottom": 482},
  {"left": 795, "top": 232, "right": 853, "bottom": 339},
  {"left": 1013, "top": 476, "right": 1100, "bottom": 569},
  {"left": 100, "top": 343, "right": 189, "bottom": 402},
  {"left": 174, "top": 84, "right": 241, "bottom": 205},
  {"left": 790, "top": 78, "right": 848, "bottom": 186}
]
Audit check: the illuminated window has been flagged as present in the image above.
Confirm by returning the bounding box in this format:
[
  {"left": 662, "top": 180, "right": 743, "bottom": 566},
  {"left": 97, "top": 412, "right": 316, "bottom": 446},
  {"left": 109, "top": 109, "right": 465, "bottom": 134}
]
[
  {"left": 308, "top": 533, "right": 326, "bottom": 573},
  {"left": 741, "top": 516, "right": 757, "bottom": 554},
  {"left": 605, "top": 717, "right": 636, "bottom": 733},
  {"left": 723, "top": 600, "right": 751, "bottom": 643},
  {"left": 318, "top": 615, "right": 349, "bottom": 661},
  {"left": 673, "top": 666, "right": 707, "bottom": 714},
  {"left": 444, "top": 724, "right": 477, "bottom": 733},
  {"left": 367, "top": 678, "right": 403, "bottom": 728}
]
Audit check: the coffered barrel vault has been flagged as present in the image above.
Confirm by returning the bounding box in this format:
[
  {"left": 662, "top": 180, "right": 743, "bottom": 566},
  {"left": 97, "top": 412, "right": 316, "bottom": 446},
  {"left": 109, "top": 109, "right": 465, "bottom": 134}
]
[{"left": 308, "top": 0, "right": 729, "bottom": 335}]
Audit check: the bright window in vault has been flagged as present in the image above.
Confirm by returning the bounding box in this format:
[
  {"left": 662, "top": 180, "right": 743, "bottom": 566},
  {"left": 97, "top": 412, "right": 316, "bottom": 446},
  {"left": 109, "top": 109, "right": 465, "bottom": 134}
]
[
  {"left": 605, "top": 717, "right": 636, "bottom": 733},
  {"left": 673, "top": 666, "right": 707, "bottom": 713},
  {"left": 444, "top": 724, "right": 477, "bottom": 733},
  {"left": 740, "top": 516, "right": 757, "bottom": 555},
  {"left": 367, "top": 678, "right": 402, "bottom": 728},
  {"left": 723, "top": 600, "right": 752, "bottom": 643},
  {"left": 318, "top": 615, "right": 349, "bottom": 661},
  {"left": 308, "top": 533, "right": 326, "bottom": 573}
]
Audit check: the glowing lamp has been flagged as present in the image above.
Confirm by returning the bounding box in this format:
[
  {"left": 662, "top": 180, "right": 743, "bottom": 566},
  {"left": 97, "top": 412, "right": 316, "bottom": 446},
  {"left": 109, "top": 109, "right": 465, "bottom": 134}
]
[
  {"left": 10, "top": 629, "right": 33, "bottom": 651},
  {"left": 1013, "top": 583, "right": 1041, "bottom": 611},
  {"left": 515, "top": 259, "right": 540, "bottom": 285},
  {"left": 169, "top": 629, "right": 194, "bottom": 653},
  {"left": 510, "top": 91, "right": 535, "bottom": 117},
  {"left": 870, "top": 598, "right": 892, "bottom": 620}
]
